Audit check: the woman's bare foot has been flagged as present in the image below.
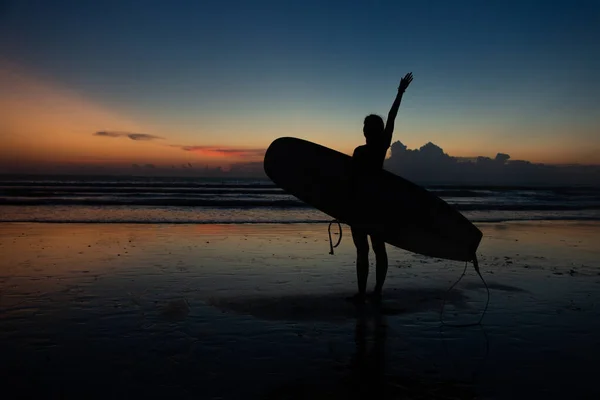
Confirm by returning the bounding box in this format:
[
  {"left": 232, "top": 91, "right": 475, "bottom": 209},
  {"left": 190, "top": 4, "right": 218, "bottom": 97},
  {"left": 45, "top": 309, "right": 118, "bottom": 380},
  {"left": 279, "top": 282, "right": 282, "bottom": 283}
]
[
  {"left": 368, "top": 290, "right": 382, "bottom": 304},
  {"left": 346, "top": 293, "right": 366, "bottom": 305}
]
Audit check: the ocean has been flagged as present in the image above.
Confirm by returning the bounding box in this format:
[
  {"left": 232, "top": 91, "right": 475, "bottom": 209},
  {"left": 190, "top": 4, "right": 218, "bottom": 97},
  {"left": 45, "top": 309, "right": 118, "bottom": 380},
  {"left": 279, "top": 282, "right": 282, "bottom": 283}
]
[
  {"left": 1, "top": 175, "right": 599, "bottom": 224},
  {"left": 2, "top": 175, "right": 600, "bottom": 399}
]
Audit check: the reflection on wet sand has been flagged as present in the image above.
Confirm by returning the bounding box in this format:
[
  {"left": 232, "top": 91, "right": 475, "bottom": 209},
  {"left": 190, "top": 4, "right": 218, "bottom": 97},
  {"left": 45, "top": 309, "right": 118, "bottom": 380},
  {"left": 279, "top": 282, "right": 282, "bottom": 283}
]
[
  {"left": 351, "top": 306, "right": 478, "bottom": 400},
  {"left": 264, "top": 303, "right": 477, "bottom": 400},
  {"left": 1, "top": 222, "right": 600, "bottom": 399},
  {"left": 350, "top": 305, "right": 387, "bottom": 399}
]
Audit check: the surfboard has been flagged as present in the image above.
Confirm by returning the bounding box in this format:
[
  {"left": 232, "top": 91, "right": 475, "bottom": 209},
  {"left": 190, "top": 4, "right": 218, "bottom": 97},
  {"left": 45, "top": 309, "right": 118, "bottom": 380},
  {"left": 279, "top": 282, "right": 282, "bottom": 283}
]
[{"left": 263, "top": 137, "right": 482, "bottom": 262}]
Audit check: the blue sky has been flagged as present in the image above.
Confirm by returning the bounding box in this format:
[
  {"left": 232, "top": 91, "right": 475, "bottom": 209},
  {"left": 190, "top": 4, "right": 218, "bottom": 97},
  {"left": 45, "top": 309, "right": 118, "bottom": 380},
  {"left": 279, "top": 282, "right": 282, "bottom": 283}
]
[{"left": 1, "top": 0, "right": 599, "bottom": 172}]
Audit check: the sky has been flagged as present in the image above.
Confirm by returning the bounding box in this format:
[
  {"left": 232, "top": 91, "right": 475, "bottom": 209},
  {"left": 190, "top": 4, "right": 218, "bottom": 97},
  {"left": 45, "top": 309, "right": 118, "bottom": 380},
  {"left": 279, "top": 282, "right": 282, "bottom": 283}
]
[{"left": 1, "top": 0, "right": 599, "bottom": 175}]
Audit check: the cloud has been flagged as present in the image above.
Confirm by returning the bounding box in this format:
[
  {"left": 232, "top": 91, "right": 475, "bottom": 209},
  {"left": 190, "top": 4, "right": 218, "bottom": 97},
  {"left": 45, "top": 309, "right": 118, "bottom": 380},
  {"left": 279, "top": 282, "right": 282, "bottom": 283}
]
[
  {"left": 94, "top": 131, "right": 163, "bottom": 141},
  {"left": 94, "top": 129, "right": 264, "bottom": 160},
  {"left": 174, "top": 145, "right": 265, "bottom": 158},
  {"left": 385, "top": 140, "right": 600, "bottom": 185}
]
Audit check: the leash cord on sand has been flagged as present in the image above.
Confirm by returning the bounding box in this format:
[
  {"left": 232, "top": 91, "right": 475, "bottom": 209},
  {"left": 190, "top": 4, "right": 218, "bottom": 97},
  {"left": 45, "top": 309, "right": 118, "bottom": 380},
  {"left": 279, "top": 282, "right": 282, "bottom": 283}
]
[
  {"left": 440, "top": 255, "right": 490, "bottom": 327},
  {"left": 328, "top": 220, "right": 342, "bottom": 255},
  {"left": 326, "top": 222, "right": 490, "bottom": 325}
]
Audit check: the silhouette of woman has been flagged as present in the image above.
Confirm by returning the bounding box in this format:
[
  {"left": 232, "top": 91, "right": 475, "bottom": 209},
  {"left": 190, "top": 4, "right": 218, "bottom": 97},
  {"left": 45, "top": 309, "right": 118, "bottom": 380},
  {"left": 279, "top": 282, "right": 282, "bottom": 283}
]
[{"left": 349, "top": 73, "right": 413, "bottom": 304}]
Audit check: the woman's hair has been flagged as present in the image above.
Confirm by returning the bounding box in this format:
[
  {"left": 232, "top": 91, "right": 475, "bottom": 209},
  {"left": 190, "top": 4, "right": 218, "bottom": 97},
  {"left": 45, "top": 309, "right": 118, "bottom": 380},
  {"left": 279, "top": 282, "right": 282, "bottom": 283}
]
[{"left": 363, "top": 114, "right": 385, "bottom": 141}]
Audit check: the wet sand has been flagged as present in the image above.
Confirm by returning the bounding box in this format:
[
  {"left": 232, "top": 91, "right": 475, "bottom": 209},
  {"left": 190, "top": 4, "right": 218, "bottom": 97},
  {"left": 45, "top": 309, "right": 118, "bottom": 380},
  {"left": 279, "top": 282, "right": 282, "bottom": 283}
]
[{"left": 1, "top": 221, "right": 599, "bottom": 399}]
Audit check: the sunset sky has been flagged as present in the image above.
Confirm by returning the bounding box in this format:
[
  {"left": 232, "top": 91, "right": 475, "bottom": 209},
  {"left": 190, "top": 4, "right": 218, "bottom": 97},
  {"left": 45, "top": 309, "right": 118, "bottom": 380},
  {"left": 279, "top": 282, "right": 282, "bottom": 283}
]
[{"left": 1, "top": 0, "right": 599, "bottom": 175}]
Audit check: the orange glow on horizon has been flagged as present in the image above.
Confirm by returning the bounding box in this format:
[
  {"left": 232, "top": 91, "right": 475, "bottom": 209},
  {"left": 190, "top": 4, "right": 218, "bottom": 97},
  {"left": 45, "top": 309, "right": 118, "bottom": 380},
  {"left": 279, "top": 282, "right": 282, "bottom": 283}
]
[
  {"left": 0, "top": 65, "right": 265, "bottom": 173},
  {"left": 1, "top": 63, "right": 598, "bottom": 175}
]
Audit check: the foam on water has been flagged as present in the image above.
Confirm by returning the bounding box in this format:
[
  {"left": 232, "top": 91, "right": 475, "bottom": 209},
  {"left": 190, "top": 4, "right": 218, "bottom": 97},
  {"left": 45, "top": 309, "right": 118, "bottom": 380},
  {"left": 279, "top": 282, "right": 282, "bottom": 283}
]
[{"left": 1, "top": 176, "right": 599, "bottom": 223}]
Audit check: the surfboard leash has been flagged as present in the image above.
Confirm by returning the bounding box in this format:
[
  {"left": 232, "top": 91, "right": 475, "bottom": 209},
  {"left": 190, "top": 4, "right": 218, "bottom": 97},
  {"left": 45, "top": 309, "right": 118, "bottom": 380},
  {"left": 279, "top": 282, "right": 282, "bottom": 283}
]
[
  {"left": 325, "top": 221, "right": 490, "bottom": 325},
  {"left": 328, "top": 220, "right": 343, "bottom": 255},
  {"left": 440, "top": 254, "right": 490, "bottom": 327}
]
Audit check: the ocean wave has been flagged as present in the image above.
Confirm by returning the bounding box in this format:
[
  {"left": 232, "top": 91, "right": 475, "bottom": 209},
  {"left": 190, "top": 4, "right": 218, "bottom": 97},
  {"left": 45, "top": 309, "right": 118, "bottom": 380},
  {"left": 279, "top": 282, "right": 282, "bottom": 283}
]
[
  {"left": 0, "top": 198, "right": 305, "bottom": 207},
  {"left": 2, "top": 179, "right": 598, "bottom": 193},
  {"left": 456, "top": 204, "right": 600, "bottom": 211},
  {"left": 1, "top": 216, "right": 599, "bottom": 224},
  {"left": 1, "top": 197, "right": 599, "bottom": 211},
  {"left": 0, "top": 187, "right": 286, "bottom": 196},
  {"left": 0, "top": 181, "right": 278, "bottom": 189}
]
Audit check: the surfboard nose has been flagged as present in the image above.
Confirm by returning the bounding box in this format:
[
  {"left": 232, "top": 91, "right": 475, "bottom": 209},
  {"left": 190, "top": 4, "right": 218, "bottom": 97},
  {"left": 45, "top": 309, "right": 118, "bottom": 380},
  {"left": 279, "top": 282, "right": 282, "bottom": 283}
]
[
  {"left": 264, "top": 137, "right": 311, "bottom": 181},
  {"left": 264, "top": 137, "right": 292, "bottom": 178}
]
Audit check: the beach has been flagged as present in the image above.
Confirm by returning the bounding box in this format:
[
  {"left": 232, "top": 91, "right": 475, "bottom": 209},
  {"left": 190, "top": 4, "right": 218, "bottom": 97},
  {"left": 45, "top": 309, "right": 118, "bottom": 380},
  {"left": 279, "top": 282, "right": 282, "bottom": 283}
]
[
  {"left": 1, "top": 220, "right": 599, "bottom": 399},
  {"left": 3, "top": 0, "right": 600, "bottom": 397}
]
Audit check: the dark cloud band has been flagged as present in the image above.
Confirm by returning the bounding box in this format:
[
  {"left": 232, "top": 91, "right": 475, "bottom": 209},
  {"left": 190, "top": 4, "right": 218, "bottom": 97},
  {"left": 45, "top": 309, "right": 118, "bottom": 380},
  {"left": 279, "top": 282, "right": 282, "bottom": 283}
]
[{"left": 94, "top": 131, "right": 163, "bottom": 141}]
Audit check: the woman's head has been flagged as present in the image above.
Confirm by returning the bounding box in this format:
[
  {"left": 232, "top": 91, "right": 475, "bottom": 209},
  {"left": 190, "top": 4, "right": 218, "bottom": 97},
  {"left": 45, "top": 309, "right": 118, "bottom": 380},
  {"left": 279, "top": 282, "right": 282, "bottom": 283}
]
[{"left": 363, "top": 114, "right": 384, "bottom": 144}]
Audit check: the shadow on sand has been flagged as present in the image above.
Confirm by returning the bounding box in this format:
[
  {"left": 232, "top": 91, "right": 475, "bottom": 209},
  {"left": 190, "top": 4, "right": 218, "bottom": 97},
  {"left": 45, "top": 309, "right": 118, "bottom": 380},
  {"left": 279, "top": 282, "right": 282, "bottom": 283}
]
[{"left": 207, "top": 286, "right": 470, "bottom": 322}]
